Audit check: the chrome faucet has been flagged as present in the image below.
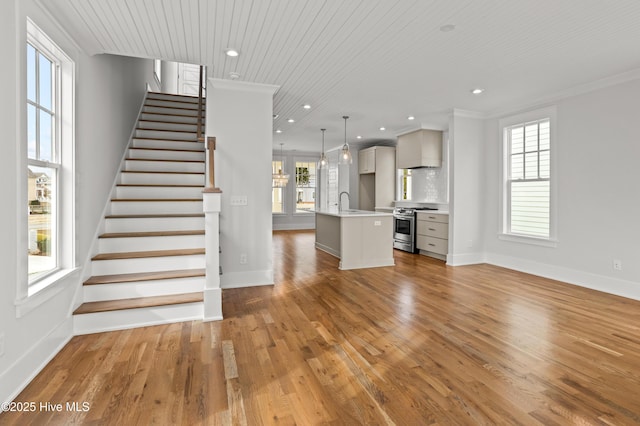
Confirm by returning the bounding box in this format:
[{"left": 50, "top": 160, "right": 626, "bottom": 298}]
[{"left": 339, "top": 191, "right": 350, "bottom": 212}]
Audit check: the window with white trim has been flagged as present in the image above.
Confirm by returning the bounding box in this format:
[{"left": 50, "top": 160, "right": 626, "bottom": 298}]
[
  {"left": 503, "top": 113, "right": 553, "bottom": 240},
  {"left": 294, "top": 160, "right": 316, "bottom": 214},
  {"left": 25, "top": 19, "right": 75, "bottom": 292}
]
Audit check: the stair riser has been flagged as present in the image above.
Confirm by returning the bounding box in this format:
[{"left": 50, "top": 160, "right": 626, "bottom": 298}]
[
  {"left": 140, "top": 113, "right": 199, "bottom": 124},
  {"left": 120, "top": 172, "right": 204, "bottom": 186},
  {"left": 99, "top": 234, "right": 204, "bottom": 253},
  {"left": 83, "top": 276, "right": 205, "bottom": 302},
  {"left": 135, "top": 129, "right": 197, "bottom": 141},
  {"left": 132, "top": 139, "right": 204, "bottom": 151},
  {"left": 145, "top": 99, "right": 200, "bottom": 110},
  {"left": 128, "top": 148, "right": 204, "bottom": 161},
  {"left": 125, "top": 160, "right": 205, "bottom": 173},
  {"left": 110, "top": 200, "right": 203, "bottom": 215},
  {"left": 105, "top": 217, "right": 204, "bottom": 233},
  {"left": 137, "top": 121, "right": 199, "bottom": 132},
  {"left": 142, "top": 106, "right": 203, "bottom": 117},
  {"left": 147, "top": 93, "right": 200, "bottom": 103},
  {"left": 115, "top": 186, "right": 203, "bottom": 199},
  {"left": 92, "top": 254, "right": 205, "bottom": 276},
  {"left": 73, "top": 302, "right": 204, "bottom": 335}
]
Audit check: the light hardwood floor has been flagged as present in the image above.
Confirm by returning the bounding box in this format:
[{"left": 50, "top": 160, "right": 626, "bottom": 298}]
[{"left": 2, "top": 230, "right": 640, "bottom": 425}]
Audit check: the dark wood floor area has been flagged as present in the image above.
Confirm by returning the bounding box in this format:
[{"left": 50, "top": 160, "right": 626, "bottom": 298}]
[{"left": 3, "top": 230, "right": 640, "bottom": 425}]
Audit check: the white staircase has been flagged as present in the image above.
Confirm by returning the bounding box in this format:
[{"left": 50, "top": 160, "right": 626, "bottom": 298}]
[{"left": 74, "top": 92, "right": 209, "bottom": 335}]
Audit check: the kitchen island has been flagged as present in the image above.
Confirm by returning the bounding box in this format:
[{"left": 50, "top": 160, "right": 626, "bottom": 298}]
[{"left": 315, "top": 209, "right": 395, "bottom": 270}]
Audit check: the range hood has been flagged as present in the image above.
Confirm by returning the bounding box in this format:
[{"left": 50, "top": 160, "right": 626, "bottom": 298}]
[{"left": 396, "top": 129, "right": 443, "bottom": 169}]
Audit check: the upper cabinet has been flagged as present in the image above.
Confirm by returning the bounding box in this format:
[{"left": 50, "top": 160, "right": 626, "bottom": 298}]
[
  {"left": 396, "top": 129, "right": 443, "bottom": 169},
  {"left": 358, "top": 147, "right": 376, "bottom": 174}
]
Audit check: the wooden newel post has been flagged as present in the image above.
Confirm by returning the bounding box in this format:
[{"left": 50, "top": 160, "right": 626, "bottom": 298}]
[{"left": 204, "top": 136, "right": 221, "bottom": 193}]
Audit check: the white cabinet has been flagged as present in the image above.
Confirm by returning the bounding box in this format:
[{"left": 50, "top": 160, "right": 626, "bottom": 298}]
[
  {"left": 358, "top": 146, "right": 395, "bottom": 211},
  {"left": 358, "top": 147, "right": 376, "bottom": 174},
  {"left": 396, "top": 129, "right": 443, "bottom": 169},
  {"left": 416, "top": 212, "right": 448, "bottom": 260}
]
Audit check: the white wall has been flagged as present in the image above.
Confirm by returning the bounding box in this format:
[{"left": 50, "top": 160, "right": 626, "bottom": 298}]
[
  {"left": 483, "top": 79, "right": 640, "bottom": 299},
  {"left": 0, "top": 0, "right": 154, "bottom": 404},
  {"left": 208, "top": 79, "right": 279, "bottom": 289},
  {"left": 448, "top": 113, "right": 485, "bottom": 265}
]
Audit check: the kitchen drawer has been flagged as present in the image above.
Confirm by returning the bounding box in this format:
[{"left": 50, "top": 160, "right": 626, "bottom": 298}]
[
  {"left": 416, "top": 235, "right": 448, "bottom": 255},
  {"left": 416, "top": 212, "right": 448, "bottom": 223},
  {"left": 416, "top": 220, "right": 448, "bottom": 239}
]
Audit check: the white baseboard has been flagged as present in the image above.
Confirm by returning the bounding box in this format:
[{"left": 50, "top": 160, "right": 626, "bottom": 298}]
[
  {"left": 339, "top": 258, "right": 395, "bottom": 270},
  {"left": 273, "top": 223, "right": 315, "bottom": 231},
  {"left": 0, "top": 318, "right": 73, "bottom": 406},
  {"left": 447, "top": 252, "right": 485, "bottom": 266},
  {"left": 315, "top": 242, "right": 340, "bottom": 258},
  {"left": 204, "top": 288, "right": 222, "bottom": 321},
  {"left": 221, "top": 269, "right": 274, "bottom": 289},
  {"left": 485, "top": 252, "right": 640, "bottom": 302}
]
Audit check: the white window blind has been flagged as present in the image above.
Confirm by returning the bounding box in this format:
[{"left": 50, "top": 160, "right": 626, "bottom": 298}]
[{"left": 506, "top": 119, "right": 550, "bottom": 238}]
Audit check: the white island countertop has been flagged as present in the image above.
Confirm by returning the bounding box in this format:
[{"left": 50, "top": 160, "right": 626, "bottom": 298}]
[{"left": 314, "top": 208, "right": 392, "bottom": 218}]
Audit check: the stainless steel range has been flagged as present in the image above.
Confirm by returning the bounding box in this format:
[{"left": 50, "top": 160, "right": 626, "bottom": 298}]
[{"left": 392, "top": 207, "right": 437, "bottom": 253}]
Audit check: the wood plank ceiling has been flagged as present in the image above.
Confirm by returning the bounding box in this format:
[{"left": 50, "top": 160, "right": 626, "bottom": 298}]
[{"left": 44, "top": 0, "right": 640, "bottom": 151}]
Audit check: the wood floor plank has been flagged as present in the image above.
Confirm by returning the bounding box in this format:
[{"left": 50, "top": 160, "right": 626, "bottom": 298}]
[{"left": 4, "top": 230, "right": 640, "bottom": 425}]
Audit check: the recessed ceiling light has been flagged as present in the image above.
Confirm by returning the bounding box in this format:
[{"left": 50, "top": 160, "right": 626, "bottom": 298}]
[
  {"left": 407, "top": 116, "right": 415, "bottom": 120},
  {"left": 439, "top": 24, "right": 456, "bottom": 32},
  {"left": 224, "top": 48, "right": 239, "bottom": 57},
  {"left": 275, "top": 129, "right": 282, "bottom": 133},
  {"left": 471, "top": 88, "right": 484, "bottom": 95},
  {"left": 287, "top": 118, "right": 295, "bottom": 123},
  {"left": 356, "top": 135, "right": 362, "bottom": 139},
  {"left": 303, "top": 104, "right": 311, "bottom": 110},
  {"left": 379, "top": 127, "right": 386, "bottom": 131},
  {"left": 229, "top": 72, "right": 240, "bottom": 80}
]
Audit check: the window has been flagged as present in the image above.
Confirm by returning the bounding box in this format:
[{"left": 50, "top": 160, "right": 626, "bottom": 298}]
[
  {"left": 501, "top": 107, "right": 556, "bottom": 243},
  {"left": 295, "top": 160, "right": 316, "bottom": 213},
  {"left": 272, "top": 160, "right": 284, "bottom": 213},
  {"left": 24, "top": 19, "right": 75, "bottom": 296},
  {"left": 397, "top": 169, "right": 412, "bottom": 201},
  {"left": 27, "top": 41, "right": 58, "bottom": 283}
]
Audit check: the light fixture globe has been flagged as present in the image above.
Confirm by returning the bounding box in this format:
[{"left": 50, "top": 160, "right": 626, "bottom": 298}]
[
  {"left": 338, "top": 116, "right": 353, "bottom": 165},
  {"left": 318, "top": 128, "right": 328, "bottom": 170}
]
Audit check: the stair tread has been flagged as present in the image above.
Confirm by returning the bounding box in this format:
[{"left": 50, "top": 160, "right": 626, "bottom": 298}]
[
  {"left": 93, "top": 248, "right": 205, "bottom": 261},
  {"left": 136, "top": 127, "right": 197, "bottom": 134},
  {"left": 126, "top": 158, "right": 204, "bottom": 163},
  {"left": 121, "top": 171, "right": 204, "bottom": 175},
  {"left": 110, "top": 198, "right": 202, "bottom": 202},
  {"left": 100, "top": 230, "right": 204, "bottom": 238},
  {"left": 129, "top": 146, "right": 204, "bottom": 153},
  {"left": 133, "top": 137, "right": 204, "bottom": 142},
  {"left": 73, "top": 292, "right": 204, "bottom": 314},
  {"left": 139, "top": 112, "right": 201, "bottom": 119},
  {"left": 143, "top": 104, "right": 204, "bottom": 113},
  {"left": 84, "top": 268, "right": 206, "bottom": 285},
  {"left": 105, "top": 213, "right": 204, "bottom": 218},
  {"left": 116, "top": 184, "right": 204, "bottom": 188}
]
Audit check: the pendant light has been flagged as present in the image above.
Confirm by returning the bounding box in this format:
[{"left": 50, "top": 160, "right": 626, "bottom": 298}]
[
  {"left": 318, "top": 128, "right": 328, "bottom": 169},
  {"left": 339, "top": 115, "right": 352, "bottom": 165},
  {"left": 272, "top": 143, "right": 289, "bottom": 187}
]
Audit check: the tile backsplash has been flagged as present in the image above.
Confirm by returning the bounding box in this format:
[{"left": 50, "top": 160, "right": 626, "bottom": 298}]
[{"left": 410, "top": 167, "right": 448, "bottom": 203}]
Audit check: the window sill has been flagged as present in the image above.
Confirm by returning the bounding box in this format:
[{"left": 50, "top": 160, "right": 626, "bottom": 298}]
[
  {"left": 15, "top": 267, "right": 80, "bottom": 318},
  {"left": 498, "top": 233, "right": 558, "bottom": 248}
]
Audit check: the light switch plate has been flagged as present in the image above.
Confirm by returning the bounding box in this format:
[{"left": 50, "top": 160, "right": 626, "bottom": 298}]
[{"left": 230, "top": 196, "right": 248, "bottom": 206}]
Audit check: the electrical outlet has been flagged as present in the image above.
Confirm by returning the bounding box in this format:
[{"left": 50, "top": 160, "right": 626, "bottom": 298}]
[
  {"left": 613, "top": 259, "right": 622, "bottom": 271},
  {"left": 240, "top": 254, "right": 247, "bottom": 264},
  {"left": 0, "top": 332, "right": 5, "bottom": 357}
]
